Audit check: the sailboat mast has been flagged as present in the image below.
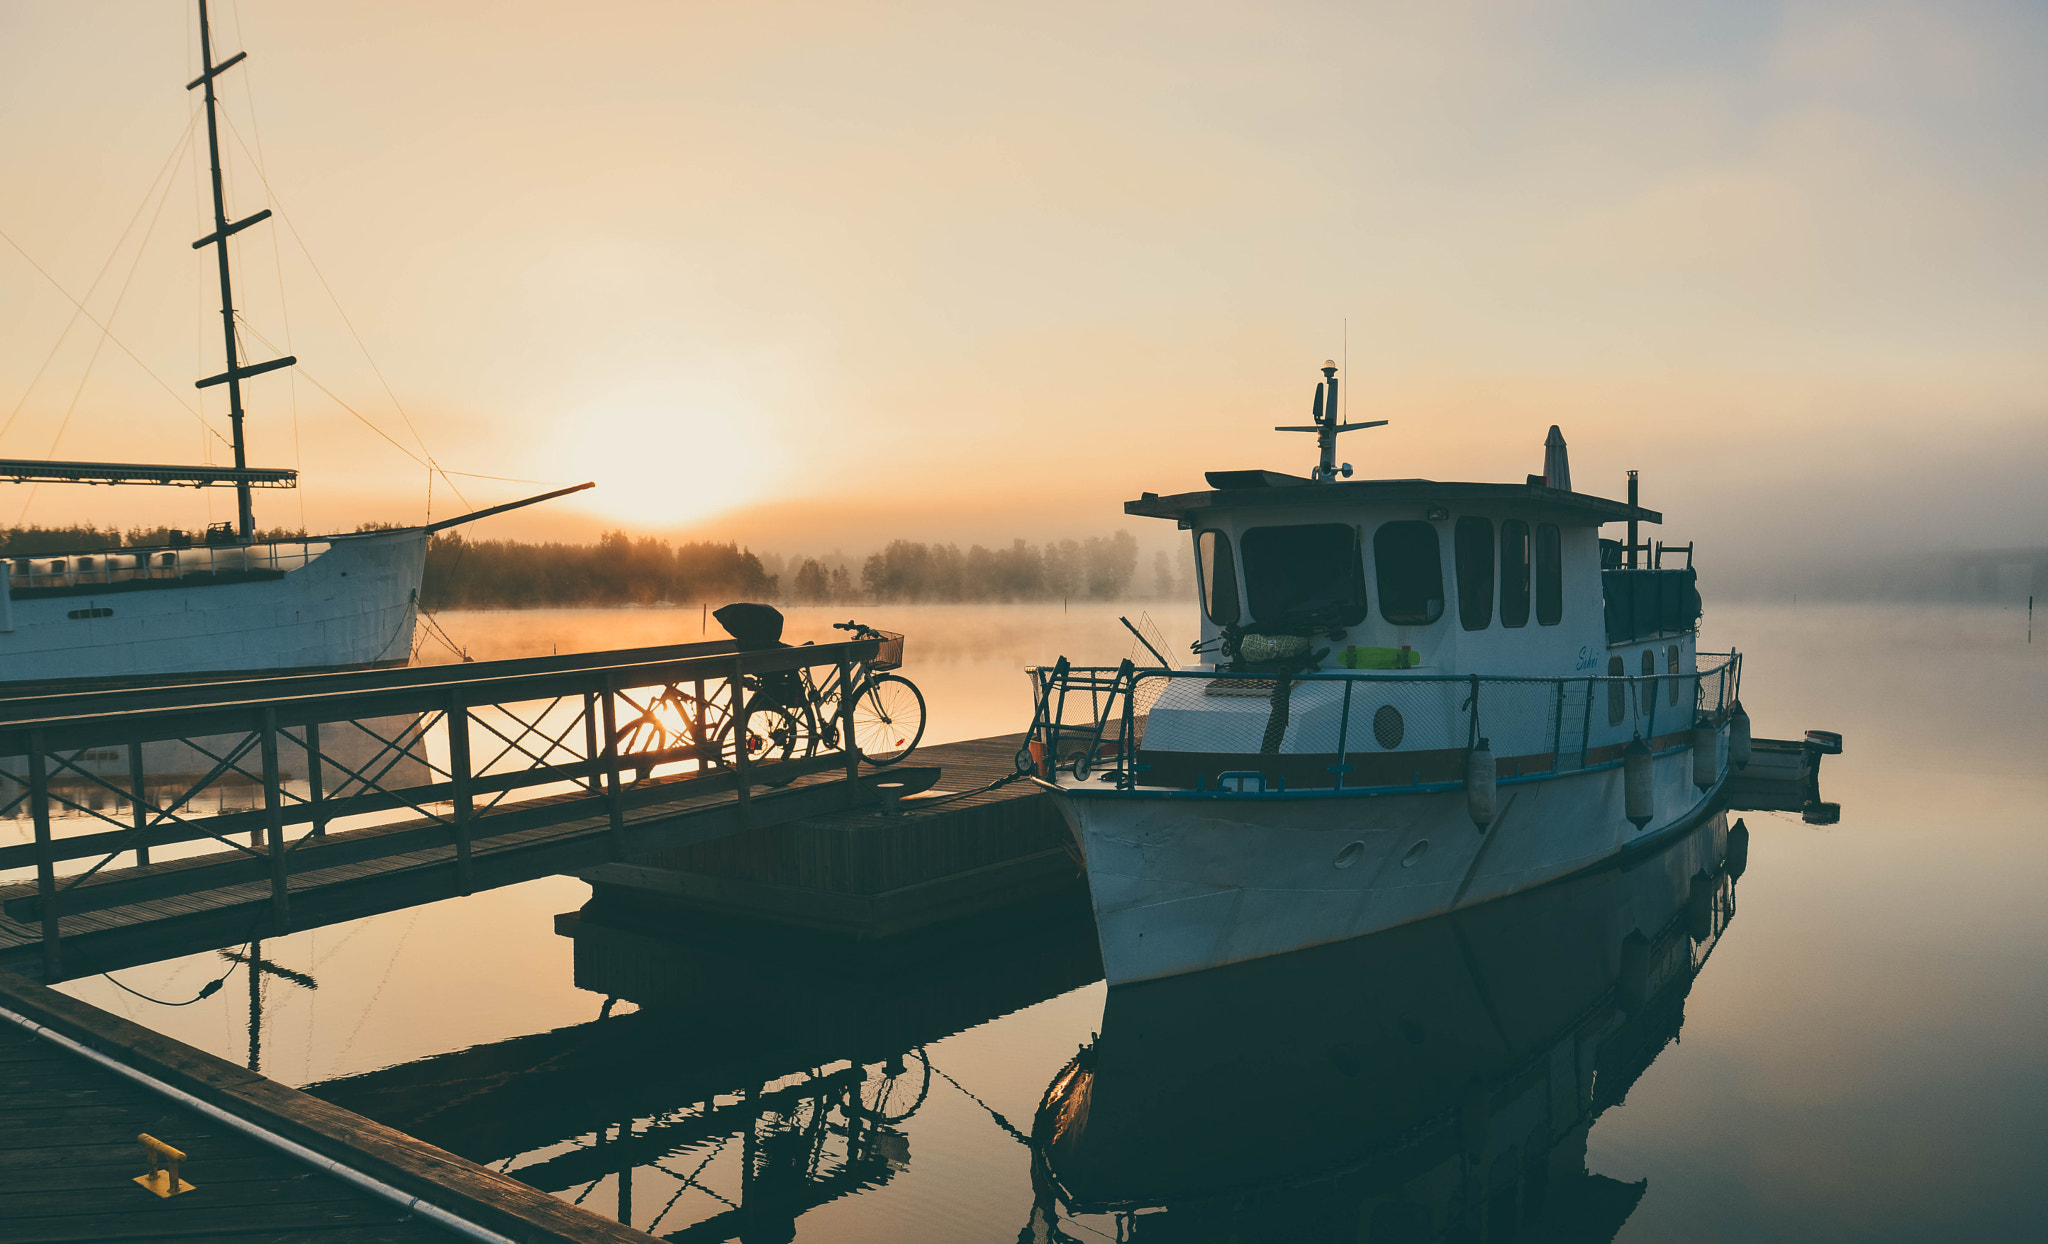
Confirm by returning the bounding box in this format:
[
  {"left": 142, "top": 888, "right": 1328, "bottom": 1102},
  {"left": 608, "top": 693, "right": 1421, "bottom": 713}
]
[{"left": 188, "top": 0, "right": 292, "bottom": 540}]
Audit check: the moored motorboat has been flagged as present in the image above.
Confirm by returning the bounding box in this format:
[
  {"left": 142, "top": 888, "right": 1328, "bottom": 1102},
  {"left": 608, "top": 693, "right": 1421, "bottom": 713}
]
[{"left": 1024, "top": 360, "right": 1744, "bottom": 985}]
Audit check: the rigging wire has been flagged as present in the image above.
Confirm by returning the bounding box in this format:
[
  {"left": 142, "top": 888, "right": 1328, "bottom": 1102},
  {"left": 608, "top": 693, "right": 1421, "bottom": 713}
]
[
  {"left": 229, "top": 0, "right": 308, "bottom": 533},
  {"left": 100, "top": 935, "right": 255, "bottom": 1008},
  {"left": 0, "top": 113, "right": 210, "bottom": 448},
  {"left": 928, "top": 1058, "right": 1032, "bottom": 1146},
  {"left": 232, "top": 320, "right": 572, "bottom": 490},
  {"left": 218, "top": 115, "right": 474, "bottom": 515},
  {"left": 18, "top": 124, "right": 201, "bottom": 526}
]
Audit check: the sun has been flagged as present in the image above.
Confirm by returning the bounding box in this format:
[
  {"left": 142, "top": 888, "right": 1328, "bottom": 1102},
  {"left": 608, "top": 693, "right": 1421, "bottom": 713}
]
[{"left": 551, "top": 389, "right": 775, "bottom": 530}]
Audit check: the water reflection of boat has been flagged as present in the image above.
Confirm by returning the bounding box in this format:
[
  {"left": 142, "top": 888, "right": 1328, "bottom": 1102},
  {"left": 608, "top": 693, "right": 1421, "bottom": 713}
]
[
  {"left": 1027, "top": 362, "right": 1748, "bottom": 985},
  {"left": 309, "top": 892, "right": 1101, "bottom": 1240},
  {"left": 1030, "top": 811, "right": 1744, "bottom": 1242}
]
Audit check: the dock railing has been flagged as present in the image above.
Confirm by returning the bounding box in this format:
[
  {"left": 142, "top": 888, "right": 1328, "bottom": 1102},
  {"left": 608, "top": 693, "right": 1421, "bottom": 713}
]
[
  {"left": 0, "top": 635, "right": 879, "bottom": 977},
  {"left": 1026, "top": 653, "right": 1740, "bottom": 793}
]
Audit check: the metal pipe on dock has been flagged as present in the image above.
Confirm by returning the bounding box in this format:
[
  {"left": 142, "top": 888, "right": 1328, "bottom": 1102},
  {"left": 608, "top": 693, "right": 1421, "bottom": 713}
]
[{"left": 0, "top": 997, "right": 521, "bottom": 1244}]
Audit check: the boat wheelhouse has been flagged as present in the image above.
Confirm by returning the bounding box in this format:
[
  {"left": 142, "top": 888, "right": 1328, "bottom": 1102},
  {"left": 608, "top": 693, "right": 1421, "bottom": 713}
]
[{"left": 1025, "top": 362, "right": 1747, "bottom": 985}]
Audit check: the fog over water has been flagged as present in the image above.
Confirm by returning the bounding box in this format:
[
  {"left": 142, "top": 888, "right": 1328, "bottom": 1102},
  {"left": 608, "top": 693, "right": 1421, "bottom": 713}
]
[{"left": 41, "top": 600, "right": 2048, "bottom": 1241}]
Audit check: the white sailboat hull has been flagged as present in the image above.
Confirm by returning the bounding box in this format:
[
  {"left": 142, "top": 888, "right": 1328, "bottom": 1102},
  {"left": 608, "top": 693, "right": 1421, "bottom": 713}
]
[
  {"left": 0, "top": 531, "right": 427, "bottom": 689},
  {"left": 1049, "top": 728, "right": 1728, "bottom": 986}
]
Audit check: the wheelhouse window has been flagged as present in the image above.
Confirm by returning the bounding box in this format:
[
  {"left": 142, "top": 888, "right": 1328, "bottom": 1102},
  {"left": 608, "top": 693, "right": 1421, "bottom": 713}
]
[
  {"left": 1535, "top": 523, "right": 1563, "bottom": 625},
  {"left": 1500, "top": 520, "right": 1530, "bottom": 628},
  {"left": 1375, "top": 522, "right": 1444, "bottom": 626},
  {"left": 1240, "top": 524, "right": 1367, "bottom": 626},
  {"left": 1667, "top": 645, "right": 1681, "bottom": 705},
  {"left": 1454, "top": 517, "right": 1494, "bottom": 631},
  {"left": 1196, "top": 530, "right": 1240, "bottom": 626},
  {"left": 1641, "top": 648, "right": 1657, "bottom": 715}
]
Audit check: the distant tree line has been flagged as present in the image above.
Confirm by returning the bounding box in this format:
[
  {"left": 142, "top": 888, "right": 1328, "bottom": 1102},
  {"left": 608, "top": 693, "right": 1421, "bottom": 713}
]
[
  {"left": 814, "top": 533, "right": 1140, "bottom": 604},
  {"left": 0, "top": 523, "right": 1150, "bottom": 607},
  {"left": 422, "top": 531, "right": 777, "bottom": 607}
]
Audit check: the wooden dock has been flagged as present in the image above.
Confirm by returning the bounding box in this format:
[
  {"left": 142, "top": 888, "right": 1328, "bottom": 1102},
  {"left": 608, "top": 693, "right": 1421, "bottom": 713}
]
[
  {"left": 0, "top": 637, "right": 927, "bottom": 984},
  {"left": 0, "top": 968, "right": 657, "bottom": 1244},
  {"left": 579, "top": 732, "right": 1070, "bottom": 938}
]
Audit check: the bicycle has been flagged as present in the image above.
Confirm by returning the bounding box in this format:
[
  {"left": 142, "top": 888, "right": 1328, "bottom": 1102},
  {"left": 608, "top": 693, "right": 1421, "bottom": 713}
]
[
  {"left": 609, "top": 619, "right": 925, "bottom": 784},
  {"left": 742, "top": 620, "right": 926, "bottom": 771}
]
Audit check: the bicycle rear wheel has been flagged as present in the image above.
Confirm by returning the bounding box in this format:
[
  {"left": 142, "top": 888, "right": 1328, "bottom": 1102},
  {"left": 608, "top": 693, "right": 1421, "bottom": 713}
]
[{"left": 851, "top": 674, "right": 926, "bottom": 765}]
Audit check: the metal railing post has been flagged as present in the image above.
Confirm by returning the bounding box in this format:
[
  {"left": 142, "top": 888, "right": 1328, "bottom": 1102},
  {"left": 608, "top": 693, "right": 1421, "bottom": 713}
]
[
  {"left": 304, "top": 722, "right": 326, "bottom": 837},
  {"left": 1120, "top": 672, "right": 1138, "bottom": 791},
  {"left": 28, "top": 730, "right": 61, "bottom": 980},
  {"left": 1332, "top": 677, "right": 1353, "bottom": 790},
  {"left": 1548, "top": 679, "right": 1562, "bottom": 766},
  {"left": 1579, "top": 677, "right": 1594, "bottom": 769},
  {"left": 581, "top": 691, "right": 601, "bottom": 793},
  {"left": 258, "top": 708, "right": 291, "bottom": 934},
  {"left": 729, "top": 658, "right": 752, "bottom": 827},
  {"left": 690, "top": 679, "right": 709, "bottom": 772},
  {"left": 446, "top": 695, "right": 476, "bottom": 895},
  {"left": 598, "top": 673, "right": 628, "bottom": 857},
  {"left": 127, "top": 742, "right": 150, "bottom": 866},
  {"left": 838, "top": 657, "right": 858, "bottom": 797}
]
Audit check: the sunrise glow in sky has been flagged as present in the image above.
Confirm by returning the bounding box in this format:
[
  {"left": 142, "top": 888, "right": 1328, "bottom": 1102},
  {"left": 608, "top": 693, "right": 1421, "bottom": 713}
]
[{"left": 2, "top": 1, "right": 2044, "bottom": 569}]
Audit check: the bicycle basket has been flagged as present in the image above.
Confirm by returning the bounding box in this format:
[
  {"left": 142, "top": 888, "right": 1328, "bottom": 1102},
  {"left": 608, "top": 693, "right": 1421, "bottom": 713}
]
[{"left": 869, "top": 630, "right": 905, "bottom": 671}]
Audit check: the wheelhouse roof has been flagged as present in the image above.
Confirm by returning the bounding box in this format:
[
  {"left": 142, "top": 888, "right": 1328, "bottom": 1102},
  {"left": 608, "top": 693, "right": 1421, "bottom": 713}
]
[{"left": 1125, "top": 475, "right": 1661, "bottom": 526}]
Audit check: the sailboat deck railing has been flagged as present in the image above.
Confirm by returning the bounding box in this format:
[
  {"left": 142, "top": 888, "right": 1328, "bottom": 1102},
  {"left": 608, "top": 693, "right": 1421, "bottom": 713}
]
[{"left": 6, "top": 541, "right": 335, "bottom": 591}]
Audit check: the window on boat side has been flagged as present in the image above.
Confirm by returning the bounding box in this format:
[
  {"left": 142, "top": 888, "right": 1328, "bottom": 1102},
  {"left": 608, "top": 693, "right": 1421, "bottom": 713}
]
[
  {"left": 1240, "top": 524, "right": 1367, "bottom": 626},
  {"left": 1196, "top": 530, "right": 1240, "bottom": 626},
  {"left": 1374, "top": 522, "right": 1444, "bottom": 625},
  {"left": 1535, "top": 523, "right": 1563, "bottom": 625},
  {"left": 1500, "top": 520, "right": 1531, "bottom": 627},
  {"left": 1641, "top": 648, "right": 1657, "bottom": 716},
  {"left": 1607, "top": 654, "right": 1627, "bottom": 724},
  {"left": 1667, "top": 645, "right": 1681, "bottom": 706},
  {"left": 1454, "top": 517, "right": 1494, "bottom": 631}
]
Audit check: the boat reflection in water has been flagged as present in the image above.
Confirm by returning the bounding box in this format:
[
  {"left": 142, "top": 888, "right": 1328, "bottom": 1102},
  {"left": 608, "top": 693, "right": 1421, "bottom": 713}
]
[
  {"left": 311, "top": 892, "right": 1103, "bottom": 1241},
  {"left": 1031, "top": 811, "right": 1747, "bottom": 1243}
]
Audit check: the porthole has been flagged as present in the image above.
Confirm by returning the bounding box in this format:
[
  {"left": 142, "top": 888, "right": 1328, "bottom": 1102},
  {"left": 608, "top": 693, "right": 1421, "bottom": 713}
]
[
  {"left": 1373, "top": 704, "right": 1405, "bottom": 749},
  {"left": 1334, "top": 840, "right": 1366, "bottom": 869},
  {"left": 1401, "top": 839, "right": 1429, "bottom": 868}
]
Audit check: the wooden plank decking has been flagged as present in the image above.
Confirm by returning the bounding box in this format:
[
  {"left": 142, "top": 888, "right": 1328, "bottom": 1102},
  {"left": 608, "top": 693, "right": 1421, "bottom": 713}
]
[{"left": 0, "top": 969, "right": 655, "bottom": 1244}]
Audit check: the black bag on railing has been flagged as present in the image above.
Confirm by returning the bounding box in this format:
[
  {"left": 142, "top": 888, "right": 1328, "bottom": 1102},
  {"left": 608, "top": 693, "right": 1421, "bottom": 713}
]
[{"left": 712, "top": 602, "right": 786, "bottom": 649}]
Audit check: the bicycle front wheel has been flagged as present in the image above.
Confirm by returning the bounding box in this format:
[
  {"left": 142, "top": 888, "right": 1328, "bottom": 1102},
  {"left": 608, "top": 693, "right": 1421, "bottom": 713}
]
[{"left": 851, "top": 674, "right": 926, "bottom": 765}]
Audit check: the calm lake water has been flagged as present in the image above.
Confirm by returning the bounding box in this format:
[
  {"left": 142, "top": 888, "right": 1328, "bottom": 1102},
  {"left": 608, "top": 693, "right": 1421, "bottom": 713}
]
[{"left": 48, "top": 601, "right": 2048, "bottom": 1242}]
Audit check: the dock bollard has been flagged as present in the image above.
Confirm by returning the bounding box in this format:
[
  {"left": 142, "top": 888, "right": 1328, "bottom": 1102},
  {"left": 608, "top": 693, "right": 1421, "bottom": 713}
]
[
  {"left": 876, "top": 782, "right": 906, "bottom": 815},
  {"left": 134, "top": 1134, "right": 195, "bottom": 1198}
]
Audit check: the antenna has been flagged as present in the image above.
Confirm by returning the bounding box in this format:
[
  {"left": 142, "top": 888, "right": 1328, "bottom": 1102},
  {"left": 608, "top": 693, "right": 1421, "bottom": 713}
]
[
  {"left": 189, "top": 0, "right": 293, "bottom": 540},
  {"left": 1274, "top": 359, "right": 1387, "bottom": 482}
]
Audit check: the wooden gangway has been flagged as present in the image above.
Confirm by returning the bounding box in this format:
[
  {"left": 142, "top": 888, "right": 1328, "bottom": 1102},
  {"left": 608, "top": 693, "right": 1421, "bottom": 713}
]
[{"left": 0, "top": 636, "right": 927, "bottom": 983}]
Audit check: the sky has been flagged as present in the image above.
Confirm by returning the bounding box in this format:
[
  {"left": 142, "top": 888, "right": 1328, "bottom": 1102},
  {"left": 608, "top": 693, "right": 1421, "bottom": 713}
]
[{"left": 1, "top": 0, "right": 2044, "bottom": 577}]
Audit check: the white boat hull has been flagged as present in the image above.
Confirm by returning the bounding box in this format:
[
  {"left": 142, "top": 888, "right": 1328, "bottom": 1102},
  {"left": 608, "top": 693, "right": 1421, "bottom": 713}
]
[
  {"left": 1049, "top": 728, "right": 1728, "bottom": 985},
  {"left": 0, "top": 531, "right": 426, "bottom": 689}
]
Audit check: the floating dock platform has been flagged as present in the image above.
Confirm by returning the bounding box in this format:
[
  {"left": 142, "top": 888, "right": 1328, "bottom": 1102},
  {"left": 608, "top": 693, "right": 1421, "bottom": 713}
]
[{"left": 575, "top": 732, "right": 1078, "bottom": 939}]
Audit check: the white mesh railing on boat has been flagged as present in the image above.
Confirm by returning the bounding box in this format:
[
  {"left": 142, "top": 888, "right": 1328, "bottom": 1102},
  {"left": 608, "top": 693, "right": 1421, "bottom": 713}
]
[
  {"left": 1023, "top": 654, "right": 1740, "bottom": 792},
  {"left": 5, "top": 541, "right": 332, "bottom": 591}
]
